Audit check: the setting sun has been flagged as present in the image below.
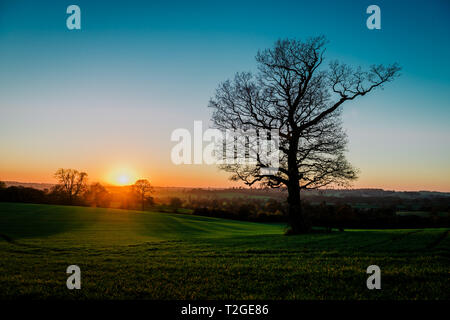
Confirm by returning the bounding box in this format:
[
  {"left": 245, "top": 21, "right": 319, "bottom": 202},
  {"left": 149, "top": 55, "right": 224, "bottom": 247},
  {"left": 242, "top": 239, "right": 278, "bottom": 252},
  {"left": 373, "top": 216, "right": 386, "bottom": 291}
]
[
  {"left": 106, "top": 167, "right": 138, "bottom": 186},
  {"left": 117, "top": 174, "right": 131, "bottom": 186}
]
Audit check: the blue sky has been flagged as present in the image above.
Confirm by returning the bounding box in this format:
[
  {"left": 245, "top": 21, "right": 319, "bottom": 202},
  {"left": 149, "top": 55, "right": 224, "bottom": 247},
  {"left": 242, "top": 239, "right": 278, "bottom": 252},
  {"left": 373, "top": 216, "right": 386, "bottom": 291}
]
[{"left": 0, "top": 0, "right": 449, "bottom": 190}]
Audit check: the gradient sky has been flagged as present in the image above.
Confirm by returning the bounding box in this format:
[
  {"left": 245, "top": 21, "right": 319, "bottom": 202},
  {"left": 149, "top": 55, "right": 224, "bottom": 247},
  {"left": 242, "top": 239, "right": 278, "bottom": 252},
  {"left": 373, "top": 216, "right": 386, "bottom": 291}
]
[{"left": 0, "top": 0, "right": 449, "bottom": 191}]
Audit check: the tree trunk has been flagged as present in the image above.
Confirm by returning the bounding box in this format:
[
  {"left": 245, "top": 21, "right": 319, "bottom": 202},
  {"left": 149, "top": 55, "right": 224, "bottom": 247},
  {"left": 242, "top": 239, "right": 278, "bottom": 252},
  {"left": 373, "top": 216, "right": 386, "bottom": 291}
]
[
  {"left": 287, "top": 181, "right": 311, "bottom": 234},
  {"left": 287, "top": 134, "right": 311, "bottom": 234}
]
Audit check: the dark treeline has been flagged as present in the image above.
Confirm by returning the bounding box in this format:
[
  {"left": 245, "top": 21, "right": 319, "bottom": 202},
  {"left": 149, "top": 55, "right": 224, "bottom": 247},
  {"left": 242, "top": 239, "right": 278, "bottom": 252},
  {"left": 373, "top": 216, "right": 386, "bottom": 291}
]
[
  {"left": 303, "top": 194, "right": 450, "bottom": 212},
  {"left": 0, "top": 185, "right": 50, "bottom": 204},
  {"left": 171, "top": 187, "right": 450, "bottom": 212},
  {"left": 188, "top": 197, "right": 450, "bottom": 229},
  {"left": 0, "top": 183, "right": 157, "bottom": 211},
  {"left": 190, "top": 197, "right": 285, "bottom": 223},
  {"left": 1, "top": 179, "right": 449, "bottom": 229},
  {"left": 0, "top": 184, "right": 112, "bottom": 207},
  {"left": 304, "top": 202, "right": 450, "bottom": 230}
]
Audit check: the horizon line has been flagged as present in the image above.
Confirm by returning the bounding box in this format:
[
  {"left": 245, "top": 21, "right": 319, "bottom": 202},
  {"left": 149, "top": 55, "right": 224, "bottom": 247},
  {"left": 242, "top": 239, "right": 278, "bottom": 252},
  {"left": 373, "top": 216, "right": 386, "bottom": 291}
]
[{"left": 2, "top": 180, "right": 450, "bottom": 194}]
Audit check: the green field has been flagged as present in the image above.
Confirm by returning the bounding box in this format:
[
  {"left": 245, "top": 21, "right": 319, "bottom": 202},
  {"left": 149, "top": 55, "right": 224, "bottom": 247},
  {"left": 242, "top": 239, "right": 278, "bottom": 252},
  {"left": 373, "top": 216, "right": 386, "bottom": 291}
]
[{"left": 0, "top": 202, "right": 448, "bottom": 299}]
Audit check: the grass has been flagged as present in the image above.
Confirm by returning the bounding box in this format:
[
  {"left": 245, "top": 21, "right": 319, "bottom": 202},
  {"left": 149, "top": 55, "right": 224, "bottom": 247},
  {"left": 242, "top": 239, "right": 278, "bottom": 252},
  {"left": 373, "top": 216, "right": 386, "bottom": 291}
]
[{"left": 0, "top": 202, "right": 448, "bottom": 300}]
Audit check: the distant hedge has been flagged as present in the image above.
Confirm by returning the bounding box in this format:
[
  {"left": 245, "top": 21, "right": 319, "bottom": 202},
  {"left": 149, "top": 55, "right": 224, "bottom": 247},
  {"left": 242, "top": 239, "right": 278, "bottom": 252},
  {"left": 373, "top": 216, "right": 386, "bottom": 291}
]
[{"left": 193, "top": 203, "right": 450, "bottom": 229}]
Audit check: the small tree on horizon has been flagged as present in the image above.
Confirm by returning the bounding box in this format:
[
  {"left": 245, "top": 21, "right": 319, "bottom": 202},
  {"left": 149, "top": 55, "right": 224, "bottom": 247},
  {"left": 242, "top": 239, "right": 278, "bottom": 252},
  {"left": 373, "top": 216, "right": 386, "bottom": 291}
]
[
  {"left": 54, "top": 168, "right": 88, "bottom": 205},
  {"left": 209, "top": 36, "right": 400, "bottom": 234},
  {"left": 169, "top": 197, "right": 183, "bottom": 213},
  {"left": 132, "top": 179, "right": 154, "bottom": 211},
  {"left": 84, "top": 182, "right": 111, "bottom": 208}
]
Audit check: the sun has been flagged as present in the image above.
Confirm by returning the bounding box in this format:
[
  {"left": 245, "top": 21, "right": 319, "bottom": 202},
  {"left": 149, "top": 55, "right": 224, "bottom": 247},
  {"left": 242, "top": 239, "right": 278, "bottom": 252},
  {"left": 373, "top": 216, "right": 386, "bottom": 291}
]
[
  {"left": 106, "top": 167, "right": 138, "bottom": 186},
  {"left": 117, "top": 174, "right": 131, "bottom": 186}
]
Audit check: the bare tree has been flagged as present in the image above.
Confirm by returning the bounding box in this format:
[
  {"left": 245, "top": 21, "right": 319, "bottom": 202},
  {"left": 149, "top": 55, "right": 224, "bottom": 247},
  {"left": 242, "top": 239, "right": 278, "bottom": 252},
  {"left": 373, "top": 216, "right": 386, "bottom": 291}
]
[
  {"left": 169, "top": 197, "right": 183, "bottom": 213},
  {"left": 209, "top": 36, "right": 400, "bottom": 233},
  {"left": 133, "top": 179, "right": 153, "bottom": 211},
  {"left": 54, "top": 168, "right": 88, "bottom": 204},
  {"left": 84, "top": 182, "right": 111, "bottom": 208}
]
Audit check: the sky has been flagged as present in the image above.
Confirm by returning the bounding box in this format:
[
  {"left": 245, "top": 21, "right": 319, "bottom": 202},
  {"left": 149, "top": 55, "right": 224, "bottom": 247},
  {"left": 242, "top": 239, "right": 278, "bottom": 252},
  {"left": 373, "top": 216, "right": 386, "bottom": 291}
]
[{"left": 0, "top": 0, "right": 449, "bottom": 191}]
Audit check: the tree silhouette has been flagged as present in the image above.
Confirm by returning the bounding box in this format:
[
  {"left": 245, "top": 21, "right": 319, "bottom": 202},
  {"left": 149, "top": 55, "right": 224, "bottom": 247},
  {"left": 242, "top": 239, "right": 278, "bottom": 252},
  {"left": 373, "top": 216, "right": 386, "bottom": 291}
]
[
  {"left": 209, "top": 36, "right": 400, "bottom": 233},
  {"left": 169, "top": 197, "right": 183, "bottom": 213},
  {"left": 54, "top": 168, "right": 88, "bottom": 205},
  {"left": 133, "top": 179, "right": 153, "bottom": 211},
  {"left": 84, "top": 182, "right": 111, "bottom": 208}
]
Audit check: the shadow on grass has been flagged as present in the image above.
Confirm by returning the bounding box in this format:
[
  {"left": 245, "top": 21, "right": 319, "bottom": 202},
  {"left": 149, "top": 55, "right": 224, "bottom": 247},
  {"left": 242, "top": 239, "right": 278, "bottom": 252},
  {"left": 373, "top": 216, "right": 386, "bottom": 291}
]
[{"left": 0, "top": 202, "right": 92, "bottom": 241}]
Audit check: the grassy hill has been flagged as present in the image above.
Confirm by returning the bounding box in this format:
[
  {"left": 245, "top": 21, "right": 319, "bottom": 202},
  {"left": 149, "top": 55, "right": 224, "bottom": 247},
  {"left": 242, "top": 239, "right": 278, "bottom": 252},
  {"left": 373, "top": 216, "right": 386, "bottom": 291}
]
[{"left": 0, "top": 202, "right": 448, "bottom": 299}]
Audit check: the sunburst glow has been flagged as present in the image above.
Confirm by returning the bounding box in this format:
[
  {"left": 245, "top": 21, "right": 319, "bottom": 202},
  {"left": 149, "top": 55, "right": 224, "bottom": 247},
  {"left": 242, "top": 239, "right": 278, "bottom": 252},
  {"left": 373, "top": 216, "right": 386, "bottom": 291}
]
[
  {"left": 117, "top": 174, "right": 130, "bottom": 185},
  {"left": 106, "top": 167, "right": 138, "bottom": 186}
]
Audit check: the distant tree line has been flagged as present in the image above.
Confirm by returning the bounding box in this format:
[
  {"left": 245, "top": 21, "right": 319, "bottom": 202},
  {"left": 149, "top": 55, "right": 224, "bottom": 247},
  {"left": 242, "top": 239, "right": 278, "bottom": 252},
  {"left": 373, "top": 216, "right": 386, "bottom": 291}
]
[
  {"left": 0, "top": 169, "right": 154, "bottom": 210},
  {"left": 190, "top": 199, "right": 450, "bottom": 229},
  {"left": 303, "top": 202, "right": 450, "bottom": 230},
  {"left": 152, "top": 194, "right": 448, "bottom": 229},
  {"left": 1, "top": 170, "right": 449, "bottom": 229}
]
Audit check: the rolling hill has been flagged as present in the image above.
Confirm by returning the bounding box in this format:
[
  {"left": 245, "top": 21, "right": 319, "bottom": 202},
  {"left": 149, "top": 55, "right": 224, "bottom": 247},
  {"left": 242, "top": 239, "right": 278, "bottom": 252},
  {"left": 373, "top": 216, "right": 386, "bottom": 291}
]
[{"left": 0, "top": 202, "right": 448, "bottom": 299}]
